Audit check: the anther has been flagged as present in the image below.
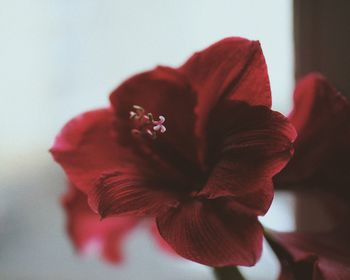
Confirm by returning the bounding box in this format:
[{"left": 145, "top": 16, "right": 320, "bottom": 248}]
[
  {"left": 153, "top": 116, "right": 166, "bottom": 133},
  {"left": 129, "top": 105, "right": 166, "bottom": 139}
]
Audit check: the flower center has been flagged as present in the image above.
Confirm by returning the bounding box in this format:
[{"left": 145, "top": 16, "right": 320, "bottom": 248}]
[{"left": 129, "top": 105, "right": 166, "bottom": 139}]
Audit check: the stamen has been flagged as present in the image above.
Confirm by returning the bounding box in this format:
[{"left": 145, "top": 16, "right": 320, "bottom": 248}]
[
  {"left": 129, "top": 105, "right": 166, "bottom": 139},
  {"left": 153, "top": 115, "right": 166, "bottom": 133},
  {"left": 129, "top": 111, "right": 137, "bottom": 119},
  {"left": 132, "top": 105, "right": 144, "bottom": 113}
]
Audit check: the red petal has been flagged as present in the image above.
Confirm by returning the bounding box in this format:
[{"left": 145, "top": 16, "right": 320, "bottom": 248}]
[
  {"left": 50, "top": 108, "right": 131, "bottom": 194},
  {"left": 89, "top": 170, "right": 179, "bottom": 218},
  {"left": 179, "top": 37, "right": 271, "bottom": 138},
  {"left": 149, "top": 220, "right": 177, "bottom": 255},
  {"left": 157, "top": 198, "right": 263, "bottom": 267},
  {"left": 200, "top": 101, "right": 296, "bottom": 215},
  {"left": 51, "top": 108, "right": 182, "bottom": 218},
  {"left": 275, "top": 73, "right": 350, "bottom": 196},
  {"left": 62, "top": 183, "right": 139, "bottom": 263},
  {"left": 227, "top": 188, "right": 274, "bottom": 217},
  {"left": 267, "top": 227, "right": 350, "bottom": 280},
  {"left": 110, "top": 66, "right": 199, "bottom": 168}
]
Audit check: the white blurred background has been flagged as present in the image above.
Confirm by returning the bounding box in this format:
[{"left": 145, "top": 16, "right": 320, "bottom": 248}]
[{"left": 0, "top": 1, "right": 295, "bottom": 279}]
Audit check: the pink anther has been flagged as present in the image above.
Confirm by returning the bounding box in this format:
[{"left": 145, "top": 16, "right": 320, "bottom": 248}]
[
  {"left": 129, "top": 105, "right": 166, "bottom": 139},
  {"left": 153, "top": 116, "right": 166, "bottom": 133}
]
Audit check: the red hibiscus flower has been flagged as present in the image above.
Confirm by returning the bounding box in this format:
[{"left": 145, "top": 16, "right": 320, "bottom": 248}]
[
  {"left": 62, "top": 183, "right": 173, "bottom": 264},
  {"left": 51, "top": 37, "right": 296, "bottom": 267},
  {"left": 269, "top": 74, "right": 350, "bottom": 279}
]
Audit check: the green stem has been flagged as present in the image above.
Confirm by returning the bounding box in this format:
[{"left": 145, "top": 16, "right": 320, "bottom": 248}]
[{"left": 213, "top": 266, "right": 246, "bottom": 280}]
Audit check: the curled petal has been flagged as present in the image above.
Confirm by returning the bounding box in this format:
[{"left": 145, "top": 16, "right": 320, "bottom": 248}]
[
  {"left": 200, "top": 101, "right": 296, "bottom": 216},
  {"left": 50, "top": 108, "right": 131, "bottom": 193},
  {"left": 179, "top": 37, "right": 271, "bottom": 139},
  {"left": 89, "top": 171, "right": 179, "bottom": 218},
  {"left": 62, "top": 184, "right": 139, "bottom": 263},
  {"left": 157, "top": 199, "right": 263, "bottom": 267},
  {"left": 226, "top": 187, "right": 274, "bottom": 217},
  {"left": 149, "top": 220, "right": 177, "bottom": 255}
]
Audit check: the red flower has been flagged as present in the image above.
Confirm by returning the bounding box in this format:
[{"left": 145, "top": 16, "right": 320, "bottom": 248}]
[
  {"left": 266, "top": 226, "right": 350, "bottom": 280},
  {"left": 274, "top": 73, "right": 350, "bottom": 199},
  {"left": 62, "top": 183, "right": 138, "bottom": 263},
  {"left": 270, "top": 74, "right": 350, "bottom": 279},
  {"left": 63, "top": 183, "right": 173, "bottom": 263},
  {"left": 51, "top": 37, "right": 296, "bottom": 267}
]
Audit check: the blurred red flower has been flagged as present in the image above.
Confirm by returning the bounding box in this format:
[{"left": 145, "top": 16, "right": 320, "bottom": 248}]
[
  {"left": 267, "top": 225, "right": 350, "bottom": 280},
  {"left": 62, "top": 183, "right": 173, "bottom": 264},
  {"left": 270, "top": 74, "right": 350, "bottom": 279},
  {"left": 275, "top": 73, "right": 350, "bottom": 198},
  {"left": 51, "top": 37, "right": 296, "bottom": 267}
]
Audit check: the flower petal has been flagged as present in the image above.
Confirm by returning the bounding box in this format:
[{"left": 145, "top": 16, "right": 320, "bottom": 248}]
[
  {"left": 275, "top": 73, "right": 350, "bottom": 197},
  {"left": 51, "top": 108, "right": 182, "bottom": 218},
  {"left": 266, "top": 227, "right": 350, "bottom": 280},
  {"left": 62, "top": 183, "right": 139, "bottom": 263},
  {"left": 200, "top": 101, "right": 296, "bottom": 215},
  {"left": 109, "top": 66, "right": 199, "bottom": 168},
  {"left": 149, "top": 220, "right": 177, "bottom": 255},
  {"left": 179, "top": 37, "right": 271, "bottom": 138},
  {"left": 89, "top": 170, "right": 179, "bottom": 218},
  {"left": 50, "top": 108, "right": 120, "bottom": 192},
  {"left": 50, "top": 108, "right": 130, "bottom": 193},
  {"left": 157, "top": 198, "right": 263, "bottom": 267}
]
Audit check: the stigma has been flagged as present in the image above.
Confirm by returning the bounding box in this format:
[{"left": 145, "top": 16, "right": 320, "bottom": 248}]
[{"left": 129, "top": 105, "right": 166, "bottom": 139}]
